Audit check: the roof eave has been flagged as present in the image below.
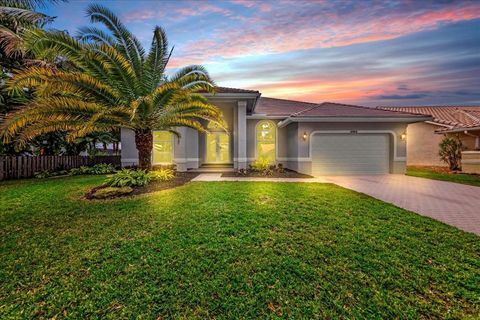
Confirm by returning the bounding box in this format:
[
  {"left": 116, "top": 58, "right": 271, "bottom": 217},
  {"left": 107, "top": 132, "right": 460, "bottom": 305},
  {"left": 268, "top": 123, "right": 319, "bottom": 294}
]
[
  {"left": 425, "top": 121, "right": 454, "bottom": 128},
  {"left": 246, "top": 114, "right": 288, "bottom": 119},
  {"left": 202, "top": 92, "right": 261, "bottom": 113},
  {"left": 202, "top": 92, "right": 260, "bottom": 99},
  {"left": 277, "top": 116, "right": 432, "bottom": 128},
  {"left": 435, "top": 126, "right": 480, "bottom": 134}
]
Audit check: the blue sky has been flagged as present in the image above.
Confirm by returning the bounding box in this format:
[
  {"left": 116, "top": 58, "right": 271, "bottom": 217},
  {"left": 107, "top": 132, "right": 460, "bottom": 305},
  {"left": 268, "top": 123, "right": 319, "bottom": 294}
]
[{"left": 41, "top": 0, "right": 480, "bottom": 106}]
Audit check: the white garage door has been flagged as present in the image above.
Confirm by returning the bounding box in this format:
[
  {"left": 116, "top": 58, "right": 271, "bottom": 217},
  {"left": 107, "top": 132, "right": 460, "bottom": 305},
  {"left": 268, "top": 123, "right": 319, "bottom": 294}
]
[{"left": 311, "top": 133, "right": 390, "bottom": 175}]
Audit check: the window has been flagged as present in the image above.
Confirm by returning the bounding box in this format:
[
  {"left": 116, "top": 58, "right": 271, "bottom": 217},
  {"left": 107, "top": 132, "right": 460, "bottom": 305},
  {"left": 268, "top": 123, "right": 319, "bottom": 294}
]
[
  {"left": 153, "top": 131, "right": 173, "bottom": 164},
  {"left": 256, "top": 120, "right": 276, "bottom": 163}
]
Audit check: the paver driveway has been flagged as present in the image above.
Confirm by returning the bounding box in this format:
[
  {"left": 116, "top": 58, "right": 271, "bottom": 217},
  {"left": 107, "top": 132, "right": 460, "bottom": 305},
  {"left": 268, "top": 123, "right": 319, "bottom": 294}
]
[{"left": 325, "top": 175, "right": 480, "bottom": 235}]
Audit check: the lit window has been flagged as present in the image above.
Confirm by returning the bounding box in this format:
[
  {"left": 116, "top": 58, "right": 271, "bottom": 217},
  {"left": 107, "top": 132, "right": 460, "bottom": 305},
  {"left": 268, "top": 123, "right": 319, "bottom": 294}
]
[
  {"left": 256, "top": 120, "right": 276, "bottom": 163},
  {"left": 153, "top": 131, "right": 173, "bottom": 164}
]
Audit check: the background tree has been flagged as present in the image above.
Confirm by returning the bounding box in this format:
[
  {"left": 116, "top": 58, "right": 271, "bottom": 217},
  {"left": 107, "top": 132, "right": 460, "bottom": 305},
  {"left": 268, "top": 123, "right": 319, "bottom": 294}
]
[
  {"left": 1, "top": 4, "right": 224, "bottom": 169},
  {"left": 0, "top": 0, "right": 69, "bottom": 155},
  {"left": 439, "top": 135, "right": 463, "bottom": 171}
]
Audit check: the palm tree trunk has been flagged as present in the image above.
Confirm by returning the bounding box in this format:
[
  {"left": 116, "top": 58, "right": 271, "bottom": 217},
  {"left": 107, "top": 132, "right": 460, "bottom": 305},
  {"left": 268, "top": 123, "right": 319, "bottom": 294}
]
[{"left": 135, "top": 129, "right": 153, "bottom": 170}]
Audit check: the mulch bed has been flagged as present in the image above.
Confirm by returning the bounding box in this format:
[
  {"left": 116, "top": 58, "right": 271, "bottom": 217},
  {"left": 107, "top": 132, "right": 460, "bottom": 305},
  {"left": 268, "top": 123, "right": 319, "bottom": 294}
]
[
  {"left": 222, "top": 169, "right": 313, "bottom": 178},
  {"left": 130, "top": 172, "right": 199, "bottom": 196},
  {"left": 85, "top": 172, "right": 199, "bottom": 200}
]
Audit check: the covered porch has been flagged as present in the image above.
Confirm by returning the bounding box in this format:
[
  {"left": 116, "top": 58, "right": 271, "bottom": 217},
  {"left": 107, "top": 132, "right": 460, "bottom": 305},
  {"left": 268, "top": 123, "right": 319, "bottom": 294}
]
[{"left": 121, "top": 97, "right": 256, "bottom": 172}]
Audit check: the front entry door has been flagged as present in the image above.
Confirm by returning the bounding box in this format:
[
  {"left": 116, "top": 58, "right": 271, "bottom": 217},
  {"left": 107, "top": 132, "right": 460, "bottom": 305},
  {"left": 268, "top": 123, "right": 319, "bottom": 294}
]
[{"left": 206, "top": 132, "right": 230, "bottom": 163}]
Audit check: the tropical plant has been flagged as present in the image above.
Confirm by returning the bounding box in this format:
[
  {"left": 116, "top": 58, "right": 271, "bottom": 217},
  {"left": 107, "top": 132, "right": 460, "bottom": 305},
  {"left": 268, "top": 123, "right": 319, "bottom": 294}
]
[
  {"left": 439, "top": 135, "right": 463, "bottom": 171},
  {"left": 150, "top": 168, "right": 175, "bottom": 181},
  {"left": 250, "top": 157, "right": 273, "bottom": 176},
  {"left": 105, "top": 169, "right": 153, "bottom": 187},
  {"left": 0, "top": 4, "right": 225, "bottom": 169}
]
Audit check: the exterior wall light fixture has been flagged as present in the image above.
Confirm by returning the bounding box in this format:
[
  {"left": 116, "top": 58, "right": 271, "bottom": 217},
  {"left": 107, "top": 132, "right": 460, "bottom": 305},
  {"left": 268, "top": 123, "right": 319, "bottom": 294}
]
[
  {"left": 400, "top": 132, "right": 407, "bottom": 141},
  {"left": 302, "top": 131, "right": 308, "bottom": 141}
]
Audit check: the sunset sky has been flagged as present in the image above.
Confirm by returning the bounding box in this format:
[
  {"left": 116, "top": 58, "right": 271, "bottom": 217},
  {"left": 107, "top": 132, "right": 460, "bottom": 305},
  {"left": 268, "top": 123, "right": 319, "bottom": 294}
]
[{"left": 42, "top": 0, "right": 480, "bottom": 106}]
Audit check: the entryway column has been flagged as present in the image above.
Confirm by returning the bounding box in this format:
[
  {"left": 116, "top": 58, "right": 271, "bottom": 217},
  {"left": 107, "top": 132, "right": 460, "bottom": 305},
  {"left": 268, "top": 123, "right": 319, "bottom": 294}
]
[{"left": 237, "top": 101, "right": 247, "bottom": 169}]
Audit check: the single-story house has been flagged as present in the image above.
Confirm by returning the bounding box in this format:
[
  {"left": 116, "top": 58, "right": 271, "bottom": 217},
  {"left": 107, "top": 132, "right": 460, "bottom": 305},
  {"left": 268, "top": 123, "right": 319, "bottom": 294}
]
[
  {"left": 121, "top": 87, "right": 430, "bottom": 176},
  {"left": 379, "top": 106, "right": 480, "bottom": 167}
]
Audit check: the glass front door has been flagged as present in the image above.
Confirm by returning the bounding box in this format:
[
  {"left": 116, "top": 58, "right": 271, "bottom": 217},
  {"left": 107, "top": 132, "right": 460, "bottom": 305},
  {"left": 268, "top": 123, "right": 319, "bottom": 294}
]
[{"left": 206, "top": 132, "right": 230, "bottom": 163}]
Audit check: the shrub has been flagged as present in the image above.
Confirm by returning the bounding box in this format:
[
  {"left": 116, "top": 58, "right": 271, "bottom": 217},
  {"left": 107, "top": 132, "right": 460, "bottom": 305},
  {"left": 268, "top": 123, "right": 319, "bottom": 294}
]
[
  {"left": 91, "top": 186, "right": 133, "bottom": 199},
  {"left": 250, "top": 158, "right": 273, "bottom": 176},
  {"left": 69, "top": 167, "right": 89, "bottom": 176},
  {"left": 439, "top": 135, "right": 463, "bottom": 171},
  {"left": 87, "top": 163, "right": 117, "bottom": 174},
  {"left": 70, "top": 164, "right": 116, "bottom": 175},
  {"left": 105, "top": 169, "right": 153, "bottom": 187},
  {"left": 150, "top": 168, "right": 175, "bottom": 181},
  {"left": 34, "top": 170, "right": 68, "bottom": 178},
  {"left": 277, "top": 163, "right": 285, "bottom": 173},
  {"left": 34, "top": 170, "right": 52, "bottom": 179}
]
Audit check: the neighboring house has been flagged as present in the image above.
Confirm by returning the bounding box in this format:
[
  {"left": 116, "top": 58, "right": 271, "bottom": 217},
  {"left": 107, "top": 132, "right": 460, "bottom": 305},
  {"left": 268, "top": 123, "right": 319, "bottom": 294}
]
[
  {"left": 121, "top": 87, "right": 429, "bottom": 175},
  {"left": 380, "top": 106, "right": 480, "bottom": 167}
]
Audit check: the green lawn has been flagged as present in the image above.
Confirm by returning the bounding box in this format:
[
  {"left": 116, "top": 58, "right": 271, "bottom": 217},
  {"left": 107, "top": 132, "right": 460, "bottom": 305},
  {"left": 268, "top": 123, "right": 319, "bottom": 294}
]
[
  {"left": 407, "top": 166, "right": 480, "bottom": 187},
  {"left": 1, "top": 176, "right": 479, "bottom": 319}
]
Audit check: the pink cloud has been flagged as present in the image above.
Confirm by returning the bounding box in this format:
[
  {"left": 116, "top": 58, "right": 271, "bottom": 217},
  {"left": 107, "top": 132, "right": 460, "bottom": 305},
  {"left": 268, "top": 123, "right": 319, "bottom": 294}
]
[
  {"left": 230, "top": 0, "right": 255, "bottom": 8},
  {"left": 231, "top": 0, "right": 272, "bottom": 12},
  {"left": 172, "top": 2, "right": 480, "bottom": 64},
  {"left": 123, "top": 10, "right": 160, "bottom": 23},
  {"left": 176, "top": 3, "right": 233, "bottom": 17},
  {"left": 234, "top": 63, "right": 456, "bottom": 105},
  {"left": 122, "top": 1, "right": 232, "bottom": 23}
]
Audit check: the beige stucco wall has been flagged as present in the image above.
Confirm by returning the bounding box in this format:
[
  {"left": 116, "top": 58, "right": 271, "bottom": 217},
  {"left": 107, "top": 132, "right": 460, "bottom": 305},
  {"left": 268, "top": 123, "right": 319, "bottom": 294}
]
[
  {"left": 406, "top": 122, "right": 445, "bottom": 166},
  {"left": 406, "top": 122, "right": 479, "bottom": 167},
  {"left": 462, "top": 151, "right": 480, "bottom": 174}
]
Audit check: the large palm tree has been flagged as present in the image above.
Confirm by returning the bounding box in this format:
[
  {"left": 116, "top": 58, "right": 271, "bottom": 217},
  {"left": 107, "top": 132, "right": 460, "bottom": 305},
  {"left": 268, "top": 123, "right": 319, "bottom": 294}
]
[{"left": 1, "top": 4, "right": 224, "bottom": 169}]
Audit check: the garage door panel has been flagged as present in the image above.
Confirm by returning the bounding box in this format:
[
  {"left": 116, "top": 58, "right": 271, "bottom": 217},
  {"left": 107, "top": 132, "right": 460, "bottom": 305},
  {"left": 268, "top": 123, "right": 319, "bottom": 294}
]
[{"left": 311, "top": 134, "right": 390, "bottom": 175}]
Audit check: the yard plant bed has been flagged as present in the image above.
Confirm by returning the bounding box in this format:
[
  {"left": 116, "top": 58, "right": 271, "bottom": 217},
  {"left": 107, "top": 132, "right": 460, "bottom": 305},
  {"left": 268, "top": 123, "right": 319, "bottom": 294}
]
[
  {"left": 1, "top": 176, "right": 479, "bottom": 318},
  {"left": 222, "top": 169, "right": 312, "bottom": 178},
  {"left": 85, "top": 172, "right": 199, "bottom": 199},
  {"left": 407, "top": 166, "right": 480, "bottom": 187}
]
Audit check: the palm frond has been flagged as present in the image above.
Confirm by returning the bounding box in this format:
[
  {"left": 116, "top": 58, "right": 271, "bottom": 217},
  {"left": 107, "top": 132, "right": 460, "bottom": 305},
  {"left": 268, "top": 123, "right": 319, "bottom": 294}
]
[
  {"left": 76, "top": 26, "right": 115, "bottom": 47},
  {"left": 0, "top": 25, "right": 25, "bottom": 57},
  {"left": 1, "top": 0, "right": 65, "bottom": 9},
  {"left": 0, "top": 6, "right": 53, "bottom": 25},
  {"left": 144, "top": 26, "right": 172, "bottom": 92},
  {"left": 86, "top": 4, "right": 144, "bottom": 79},
  {"left": 90, "top": 43, "right": 138, "bottom": 99},
  {"left": 25, "top": 30, "right": 135, "bottom": 101},
  {"left": 169, "top": 65, "right": 216, "bottom": 93}
]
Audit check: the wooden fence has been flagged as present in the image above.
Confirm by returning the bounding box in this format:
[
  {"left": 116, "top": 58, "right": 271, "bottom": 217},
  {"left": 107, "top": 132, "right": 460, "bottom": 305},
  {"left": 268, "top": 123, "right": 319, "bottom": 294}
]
[{"left": 0, "top": 155, "right": 121, "bottom": 180}]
